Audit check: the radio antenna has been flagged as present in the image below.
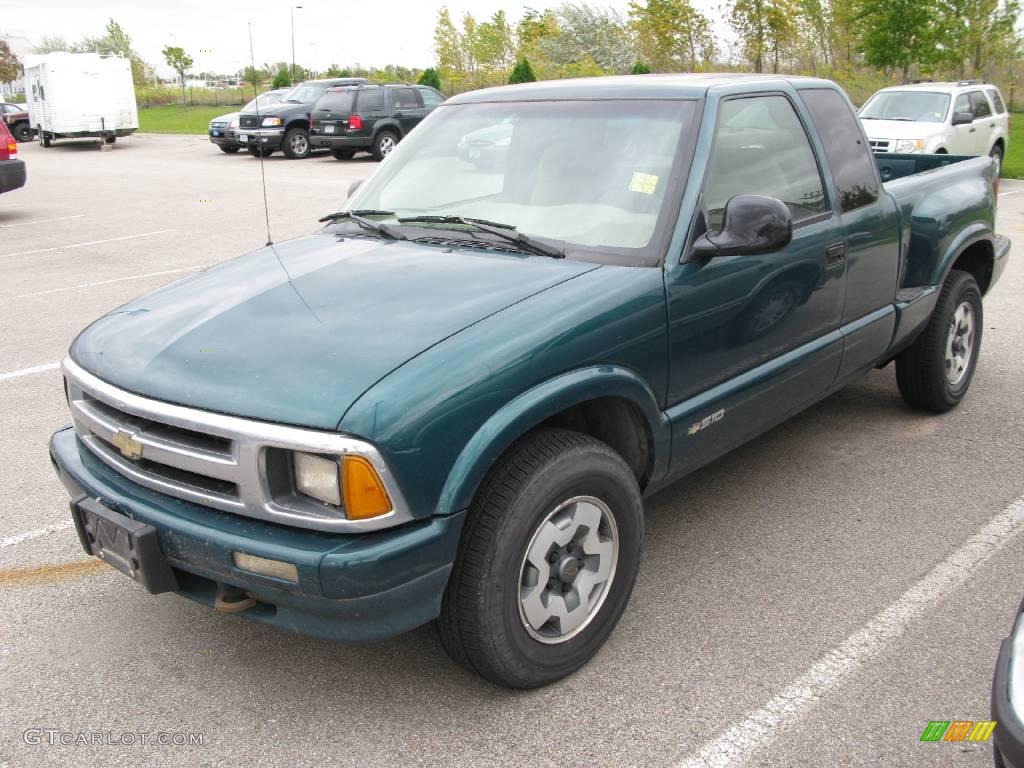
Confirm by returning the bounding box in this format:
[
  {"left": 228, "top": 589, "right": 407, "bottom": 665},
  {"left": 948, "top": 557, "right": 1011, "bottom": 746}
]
[{"left": 248, "top": 22, "right": 273, "bottom": 246}]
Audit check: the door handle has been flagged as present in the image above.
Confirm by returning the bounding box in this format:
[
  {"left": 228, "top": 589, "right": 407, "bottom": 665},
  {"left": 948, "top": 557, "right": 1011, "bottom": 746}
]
[
  {"left": 969, "top": 126, "right": 977, "bottom": 132},
  {"left": 825, "top": 242, "right": 847, "bottom": 266}
]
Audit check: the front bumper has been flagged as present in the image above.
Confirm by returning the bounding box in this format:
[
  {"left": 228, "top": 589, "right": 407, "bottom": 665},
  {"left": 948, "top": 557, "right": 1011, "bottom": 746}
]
[
  {"left": 0, "top": 158, "right": 26, "bottom": 194},
  {"left": 992, "top": 598, "right": 1024, "bottom": 767},
  {"left": 237, "top": 127, "right": 285, "bottom": 150},
  {"left": 49, "top": 426, "right": 464, "bottom": 642},
  {"left": 208, "top": 128, "right": 239, "bottom": 148}
]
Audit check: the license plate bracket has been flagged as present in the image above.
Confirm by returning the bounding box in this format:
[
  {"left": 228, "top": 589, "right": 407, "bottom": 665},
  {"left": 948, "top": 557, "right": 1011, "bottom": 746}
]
[{"left": 71, "top": 497, "right": 178, "bottom": 594}]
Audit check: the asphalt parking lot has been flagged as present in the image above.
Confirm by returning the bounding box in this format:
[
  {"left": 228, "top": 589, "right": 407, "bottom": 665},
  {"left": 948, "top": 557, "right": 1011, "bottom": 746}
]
[{"left": 1, "top": 134, "right": 1023, "bottom": 768}]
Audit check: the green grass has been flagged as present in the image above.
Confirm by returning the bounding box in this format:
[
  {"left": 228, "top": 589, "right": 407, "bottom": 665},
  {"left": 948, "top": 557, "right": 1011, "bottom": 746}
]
[
  {"left": 1002, "top": 113, "right": 1024, "bottom": 179},
  {"left": 138, "top": 105, "right": 238, "bottom": 135}
]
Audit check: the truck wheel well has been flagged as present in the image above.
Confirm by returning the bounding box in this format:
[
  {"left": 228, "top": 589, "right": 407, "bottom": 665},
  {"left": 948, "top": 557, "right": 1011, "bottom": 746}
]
[
  {"left": 287, "top": 119, "right": 309, "bottom": 131},
  {"left": 538, "top": 397, "right": 652, "bottom": 489},
  {"left": 993, "top": 138, "right": 1005, "bottom": 152},
  {"left": 952, "top": 240, "right": 994, "bottom": 294}
]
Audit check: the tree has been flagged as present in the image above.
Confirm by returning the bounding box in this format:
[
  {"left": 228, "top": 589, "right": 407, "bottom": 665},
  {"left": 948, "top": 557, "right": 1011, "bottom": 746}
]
[
  {"left": 272, "top": 70, "right": 291, "bottom": 89},
  {"left": 730, "top": 0, "right": 799, "bottom": 73},
  {"left": 32, "top": 36, "right": 71, "bottom": 54},
  {"left": 474, "top": 10, "right": 516, "bottom": 76},
  {"left": 80, "top": 19, "right": 152, "bottom": 85},
  {"left": 541, "top": 3, "right": 635, "bottom": 74},
  {"left": 855, "top": 0, "right": 938, "bottom": 79},
  {"left": 631, "top": 61, "right": 652, "bottom": 73},
  {"left": 629, "top": 0, "right": 716, "bottom": 71},
  {"left": 418, "top": 67, "right": 442, "bottom": 89},
  {"left": 934, "top": 0, "right": 1021, "bottom": 78},
  {"left": 0, "top": 41, "right": 19, "bottom": 86},
  {"left": 434, "top": 7, "right": 463, "bottom": 89},
  {"left": 162, "top": 45, "right": 194, "bottom": 105},
  {"left": 509, "top": 58, "right": 537, "bottom": 84}
]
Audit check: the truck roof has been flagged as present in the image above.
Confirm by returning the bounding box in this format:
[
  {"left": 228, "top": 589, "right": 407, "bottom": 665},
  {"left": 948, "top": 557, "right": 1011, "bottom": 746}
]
[{"left": 448, "top": 73, "right": 838, "bottom": 104}]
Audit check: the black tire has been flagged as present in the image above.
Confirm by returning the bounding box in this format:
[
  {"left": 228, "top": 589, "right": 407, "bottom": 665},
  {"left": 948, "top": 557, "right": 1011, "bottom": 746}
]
[
  {"left": 105, "top": 136, "right": 117, "bottom": 145},
  {"left": 439, "top": 427, "right": 643, "bottom": 689},
  {"left": 219, "top": 144, "right": 240, "bottom": 154},
  {"left": 247, "top": 146, "right": 273, "bottom": 158},
  {"left": 282, "top": 127, "right": 311, "bottom": 159},
  {"left": 990, "top": 144, "right": 1004, "bottom": 178},
  {"left": 896, "top": 269, "right": 983, "bottom": 413},
  {"left": 38, "top": 127, "right": 51, "bottom": 148},
  {"left": 372, "top": 130, "right": 399, "bottom": 161},
  {"left": 13, "top": 123, "right": 32, "bottom": 142},
  {"left": 331, "top": 148, "right": 356, "bottom": 160}
]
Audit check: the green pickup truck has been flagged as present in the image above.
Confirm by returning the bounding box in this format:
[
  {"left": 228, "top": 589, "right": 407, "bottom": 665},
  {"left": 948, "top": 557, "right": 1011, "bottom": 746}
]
[{"left": 50, "top": 74, "right": 1009, "bottom": 688}]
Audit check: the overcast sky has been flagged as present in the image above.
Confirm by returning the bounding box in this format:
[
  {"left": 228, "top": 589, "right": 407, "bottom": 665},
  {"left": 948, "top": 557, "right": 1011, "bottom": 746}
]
[{"left": 8, "top": 0, "right": 666, "bottom": 77}]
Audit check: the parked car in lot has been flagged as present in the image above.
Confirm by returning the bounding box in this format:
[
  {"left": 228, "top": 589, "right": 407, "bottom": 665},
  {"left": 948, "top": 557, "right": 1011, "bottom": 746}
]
[
  {"left": 237, "top": 77, "right": 368, "bottom": 159},
  {"left": 859, "top": 81, "right": 1010, "bottom": 174},
  {"left": 50, "top": 74, "right": 1008, "bottom": 689},
  {"left": 0, "top": 119, "right": 26, "bottom": 195},
  {"left": 1, "top": 102, "right": 33, "bottom": 142},
  {"left": 456, "top": 118, "right": 514, "bottom": 169},
  {"left": 310, "top": 83, "right": 445, "bottom": 160},
  {"left": 208, "top": 88, "right": 288, "bottom": 154}
]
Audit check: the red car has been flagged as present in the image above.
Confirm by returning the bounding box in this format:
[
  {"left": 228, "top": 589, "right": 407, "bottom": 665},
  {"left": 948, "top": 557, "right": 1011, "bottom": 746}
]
[
  {"left": 1, "top": 102, "right": 32, "bottom": 142},
  {"left": 0, "top": 119, "right": 26, "bottom": 195}
]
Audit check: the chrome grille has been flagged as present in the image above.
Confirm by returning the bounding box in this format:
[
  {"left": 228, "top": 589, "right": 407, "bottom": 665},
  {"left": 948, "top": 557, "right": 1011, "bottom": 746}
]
[
  {"left": 239, "top": 116, "right": 259, "bottom": 128},
  {"left": 869, "top": 139, "right": 892, "bottom": 153},
  {"left": 63, "top": 358, "right": 414, "bottom": 532}
]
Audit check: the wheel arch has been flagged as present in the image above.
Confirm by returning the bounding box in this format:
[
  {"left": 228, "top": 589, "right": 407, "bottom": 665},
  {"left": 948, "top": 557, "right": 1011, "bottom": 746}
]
[
  {"left": 285, "top": 118, "right": 309, "bottom": 131},
  {"left": 373, "top": 120, "right": 403, "bottom": 140},
  {"left": 936, "top": 228, "right": 996, "bottom": 295},
  {"left": 435, "top": 366, "right": 670, "bottom": 516}
]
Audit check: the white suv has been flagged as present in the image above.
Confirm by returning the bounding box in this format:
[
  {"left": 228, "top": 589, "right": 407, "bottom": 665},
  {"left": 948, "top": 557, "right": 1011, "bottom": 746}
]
[{"left": 859, "top": 81, "right": 1010, "bottom": 175}]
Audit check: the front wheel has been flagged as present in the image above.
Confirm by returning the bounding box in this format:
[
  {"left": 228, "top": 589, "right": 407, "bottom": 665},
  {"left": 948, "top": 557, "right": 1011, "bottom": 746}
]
[
  {"left": 896, "top": 269, "right": 983, "bottom": 412},
  {"left": 439, "top": 428, "right": 643, "bottom": 689},
  {"left": 14, "top": 124, "right": 33, "bottom": 142},
  {"left": 331, "top": 148, "right": 355, "bottom": 160},
  {"left": 282, "top": 127, "right": 311, "bottom": 159},
  {"left": 219, "top": 144, "right": 240, "bottom": 154}
]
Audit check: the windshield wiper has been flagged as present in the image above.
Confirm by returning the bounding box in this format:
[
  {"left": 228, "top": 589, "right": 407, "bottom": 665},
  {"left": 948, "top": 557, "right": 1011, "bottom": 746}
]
[
  {"left": 397, "top": 215, "right": 564, "bottom": 259},
  {"left": 319, "top": 209, "right": 406, "bottom": 240}
]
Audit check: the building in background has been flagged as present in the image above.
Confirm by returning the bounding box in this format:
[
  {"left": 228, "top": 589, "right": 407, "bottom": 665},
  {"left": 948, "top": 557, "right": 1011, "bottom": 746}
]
[{"left": 0, "top": 30, "right": 32, "bottom": 98}]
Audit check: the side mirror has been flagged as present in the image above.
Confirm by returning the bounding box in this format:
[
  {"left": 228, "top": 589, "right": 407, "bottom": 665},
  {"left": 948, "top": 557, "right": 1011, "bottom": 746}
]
[
  {"left": 691, "top": 195, "right": 793, "bottom": 258},
  {"left": 348, "top": 179, "right": 363, "bottom": 198},
  {"left": 952, "top": 111, "right": 974, "bottom": 126}
]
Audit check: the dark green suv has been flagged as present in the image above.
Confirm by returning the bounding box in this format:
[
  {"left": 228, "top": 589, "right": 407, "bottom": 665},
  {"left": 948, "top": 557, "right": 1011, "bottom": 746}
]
[{"left": 310, "top": 84, "right": 445, "bottom": 161}]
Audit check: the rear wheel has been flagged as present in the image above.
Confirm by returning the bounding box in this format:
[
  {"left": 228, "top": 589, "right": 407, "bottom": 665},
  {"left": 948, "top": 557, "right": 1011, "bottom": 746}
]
[
  {"left": 219, "top": 145, "right": 240, "bottom": 154},
  {"left": 990, "top": 144, "right": 1004, "bottom": 178},
  {"left": 439, "top": 428, "right": 643, "bottom": 689},
  {"left": 372, "top": 130, "right": 399, "bottom": 161},
  {"left": 331, "top": 148, "right": 356, "bottom": 160},
  {"left": 38, "top": 127, "right": 51, "bottom": 148},
  {"left": 282, "top": 127, "right": 311, "bottom": 159},
  {"left": 105, "top": 136, "right": 117, "bottom": 145},
  {"left": 896, "top": 269, "right": 982, "bottom": 412},
  {"left": 13, "top": 123, "right": 32, "bottom": 142}
]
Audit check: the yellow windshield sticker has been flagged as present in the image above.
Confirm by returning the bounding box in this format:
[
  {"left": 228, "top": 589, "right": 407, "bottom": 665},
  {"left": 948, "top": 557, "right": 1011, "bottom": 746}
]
[{"left": 630, "top": 172, "right": 659, "bottom": 195}]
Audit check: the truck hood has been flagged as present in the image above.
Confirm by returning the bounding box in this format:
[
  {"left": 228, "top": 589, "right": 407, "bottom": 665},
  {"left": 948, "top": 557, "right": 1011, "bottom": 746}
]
[
  {"left": 859, "top": 119, "right": 946, "bottom": 141},
  {"left": 71, "top": 232, "right": 599, "bottom": 430}
]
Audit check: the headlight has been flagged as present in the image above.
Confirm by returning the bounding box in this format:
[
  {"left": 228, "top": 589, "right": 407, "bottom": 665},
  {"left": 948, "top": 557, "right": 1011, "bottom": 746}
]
[
  {"left": 261, "top": 116, "right": 283, "bottom": 127},
  {"left": 291, "top": 451, "right": 392, "bottom": 520},
  {"left": 894, "top": 139, "right": 926, "bottom": 153}
]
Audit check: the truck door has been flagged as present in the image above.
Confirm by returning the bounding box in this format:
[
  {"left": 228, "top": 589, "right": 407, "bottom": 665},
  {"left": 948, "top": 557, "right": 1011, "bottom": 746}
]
[
  {"left": 664, "top": 93, "right": 845, "bottom": 475},
  {"left": 800, "top": 88, "right": 901, "bottom": 381}
]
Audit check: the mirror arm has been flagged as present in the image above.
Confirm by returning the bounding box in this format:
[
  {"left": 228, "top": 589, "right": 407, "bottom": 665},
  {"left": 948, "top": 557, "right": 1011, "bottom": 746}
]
[{"left": 690, "top": 233, "right": 720, "bottom": 258}]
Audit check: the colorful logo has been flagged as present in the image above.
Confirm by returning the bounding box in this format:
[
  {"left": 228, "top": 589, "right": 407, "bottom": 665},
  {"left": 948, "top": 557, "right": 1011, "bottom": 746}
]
[{"left": 920, "top": 721, "right": 997, "bottom": 742}]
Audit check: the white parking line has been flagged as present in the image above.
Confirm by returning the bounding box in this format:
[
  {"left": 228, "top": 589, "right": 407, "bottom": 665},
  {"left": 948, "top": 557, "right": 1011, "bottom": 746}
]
[
  {"left": 0, "top": 229, "right": 175, "bottom": 259},
  {"left": 1, "top": 264, "right": 210, "bottom": 302},
  {"left": 676, "top": 495, "right": 1024, "bottom": 768},
  {"left": 0, "top": 214, "right": 85, "bottom": 228},
  {"left": 0, "top": 361, "right": 60, "bottom": 382},
  {"left": 0, "top": 521, "right": 74, "bottom": 549}
]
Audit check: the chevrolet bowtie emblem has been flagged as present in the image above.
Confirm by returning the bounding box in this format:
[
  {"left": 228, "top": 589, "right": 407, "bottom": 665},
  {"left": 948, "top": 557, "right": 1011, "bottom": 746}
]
[{"left": 111, "top": 430, "right": 144, "bottom": 460}]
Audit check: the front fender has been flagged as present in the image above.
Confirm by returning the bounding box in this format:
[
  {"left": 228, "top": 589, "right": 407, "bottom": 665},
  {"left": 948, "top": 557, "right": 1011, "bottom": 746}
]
[{"left": 436, "top": 366, "right": 671, "bottom": 516}]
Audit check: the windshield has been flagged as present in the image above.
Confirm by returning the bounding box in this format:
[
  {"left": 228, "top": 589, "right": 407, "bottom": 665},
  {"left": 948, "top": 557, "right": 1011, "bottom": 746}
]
[
  {"left": 282, "top": 83, "right": 327, "bottom": 104},
  {"left": 345, "top": 99, "right": 698, "bottom": 263},
  {"left": 243, "top": 91, "right": 284, "bottom": 113},
  {"left": 859, "top": 91, "right": 950, "bottom": 123}
]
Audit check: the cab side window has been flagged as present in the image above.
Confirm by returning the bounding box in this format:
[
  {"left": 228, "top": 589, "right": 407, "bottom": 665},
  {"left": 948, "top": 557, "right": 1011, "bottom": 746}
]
[
  {"left": 703, "top": 95, "right": 827, "bottom": 230},
  {"left": 392, "top": 88, "right": 422, "bottom": 110},
  {"left": 419, "top": 88, "right": 444, "bottom": 107},
  {"left": 800, "top": 88, "right": 879, "bottom": 212},
  {"left": 969, "top": 91, "right": 992, "bottom": 119}
]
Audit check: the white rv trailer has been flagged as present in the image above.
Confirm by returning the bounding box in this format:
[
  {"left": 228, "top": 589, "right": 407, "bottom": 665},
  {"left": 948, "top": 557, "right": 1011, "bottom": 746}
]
[{"left": 24, "top": 53, "right": 138, "bottom": 147}]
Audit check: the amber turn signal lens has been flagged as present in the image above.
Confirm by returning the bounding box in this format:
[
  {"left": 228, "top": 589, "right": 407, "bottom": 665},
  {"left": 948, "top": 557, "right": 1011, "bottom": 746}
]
[{"left": 342, "top": 456, "right": 392, "bottom": 520}]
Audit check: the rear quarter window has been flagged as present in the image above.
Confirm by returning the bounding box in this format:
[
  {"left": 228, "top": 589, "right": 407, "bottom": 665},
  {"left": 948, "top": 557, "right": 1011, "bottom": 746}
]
[
  {"left": 988, "top": 89, "right": 1006, "bottom": 114},
  {"left": 800, "top": 88, "right": 879, "bottom": 212},
  {"left": 356, "top": 89, "right": 385, "bottom": 113},
  {"left": 317, "top": 91, "right": 353, "bottom": 113}
]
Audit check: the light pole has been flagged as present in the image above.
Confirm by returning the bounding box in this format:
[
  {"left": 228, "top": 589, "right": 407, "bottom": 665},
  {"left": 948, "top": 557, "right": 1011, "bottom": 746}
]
[{"left": 290, "top": 5, "right": 303, "bottom": 84}]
